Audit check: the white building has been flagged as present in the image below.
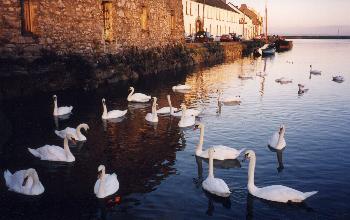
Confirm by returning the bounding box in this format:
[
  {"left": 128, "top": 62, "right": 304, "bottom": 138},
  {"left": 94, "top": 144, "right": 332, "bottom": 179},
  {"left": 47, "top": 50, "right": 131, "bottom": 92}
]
[{"left": 182, "top": 0, "right": 257, "bottom": 39}]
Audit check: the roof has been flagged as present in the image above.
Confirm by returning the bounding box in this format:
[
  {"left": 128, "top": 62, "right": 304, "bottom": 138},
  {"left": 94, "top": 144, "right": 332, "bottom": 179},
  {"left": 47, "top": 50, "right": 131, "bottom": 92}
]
[{"left": 192, "top": 0, "right": 239, "bottom": 14}]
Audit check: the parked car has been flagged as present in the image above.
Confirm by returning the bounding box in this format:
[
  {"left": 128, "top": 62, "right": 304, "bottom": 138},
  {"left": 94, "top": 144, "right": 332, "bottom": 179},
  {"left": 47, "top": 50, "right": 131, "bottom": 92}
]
[
  {"left": 185, "top": 34, "right": 195, "bottom": 43},
  {"left": 194, "top": 31, "right": 214, "bottom": 43},
  {"left": 220, "top": 34, "right": 233, "bottom": 42},
  {"left": 214, "top": 35, "right": 221, "bottom": 42}
]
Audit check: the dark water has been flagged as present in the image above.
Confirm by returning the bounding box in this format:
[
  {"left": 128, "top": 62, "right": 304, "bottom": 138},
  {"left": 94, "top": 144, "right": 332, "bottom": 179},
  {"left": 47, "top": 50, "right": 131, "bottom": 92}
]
[{"left": 1, "top": 39, "right": 350, "bottom": 219}]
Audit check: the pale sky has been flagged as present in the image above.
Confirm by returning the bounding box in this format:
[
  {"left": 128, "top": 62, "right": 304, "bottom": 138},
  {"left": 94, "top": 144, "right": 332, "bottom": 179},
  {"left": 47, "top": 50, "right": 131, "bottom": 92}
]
[{"left": 229, "top": 0, "right": 350, "bottom": 35}]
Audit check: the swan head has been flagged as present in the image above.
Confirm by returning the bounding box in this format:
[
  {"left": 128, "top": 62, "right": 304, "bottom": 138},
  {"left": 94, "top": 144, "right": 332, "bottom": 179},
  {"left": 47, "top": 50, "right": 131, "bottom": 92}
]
[
  {"left": 53, "top": 95, "right": 57, "bottom": 101},
  {"left": 193, "top": 123, "right": 204, "bottom": 130},
  {"left": 102, "top": 98, "right": 106, "bottom": 104},
  {"left": 279, "top": 125, "right": 286, "bottom": 135},
  {"left": 180, "top": 103, "right": 187, "bottom": 110},
  {"left": 97, "top": 165, "right": 105, "bottom": 179},
  {"left": 208, "top": 148, "right": 216, "bottom": 157},
  {"left": 243, "top": 150, "right": 256, "bottom": 161},
  {"left": 129, "top": 87, "right": 134, "bottom": 91},
  {"left": 65, "top": 133, "right": 77, "bottom": 144},
  {"left": 80, "top": 123, "right": 89, "bottom": 131}
]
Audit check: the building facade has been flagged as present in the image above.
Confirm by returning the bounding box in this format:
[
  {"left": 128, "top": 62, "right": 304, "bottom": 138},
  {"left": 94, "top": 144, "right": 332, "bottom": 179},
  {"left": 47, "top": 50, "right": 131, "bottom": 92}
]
[
  {"left": 239, "top": 4, "right": 263, "bottom": 37},
  {"left": 0, "top": 0, "right": 184, "bottom": 57},
  {"left": 182, "top": 0, "right": 260, "bottom": 39}
]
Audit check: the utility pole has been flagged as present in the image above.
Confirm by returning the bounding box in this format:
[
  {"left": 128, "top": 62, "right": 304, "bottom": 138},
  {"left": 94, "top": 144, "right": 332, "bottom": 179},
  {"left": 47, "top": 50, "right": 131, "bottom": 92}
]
[
  {"left": 265, "top": 0, "right": 268, "bottom": 42},
  {"left": 202, "top": 0, "right": 206, "bottom": 31}
]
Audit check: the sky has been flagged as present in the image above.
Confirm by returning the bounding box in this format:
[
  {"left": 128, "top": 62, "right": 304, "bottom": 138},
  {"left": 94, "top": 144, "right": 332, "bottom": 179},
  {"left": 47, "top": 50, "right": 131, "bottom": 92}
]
[{"left": 229, "top": 0, "right": 350, "bottom": 35}]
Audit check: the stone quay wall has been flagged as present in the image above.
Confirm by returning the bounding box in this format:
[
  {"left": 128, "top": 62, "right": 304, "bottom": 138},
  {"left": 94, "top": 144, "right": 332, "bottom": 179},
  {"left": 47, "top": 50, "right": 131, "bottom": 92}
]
[{"left": 0, "top": 0, "right": 184, "bottom": 58}]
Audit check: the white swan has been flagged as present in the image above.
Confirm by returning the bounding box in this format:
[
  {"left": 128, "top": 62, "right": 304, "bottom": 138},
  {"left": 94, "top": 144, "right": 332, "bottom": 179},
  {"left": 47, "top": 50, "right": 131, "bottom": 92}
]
[
  {"left": 102, "top": 98, "right": 127, "bottom": 119},
  {"left": 333, "top": 75, "right": 344, "bottom": 82},
  {"left": 275, "top": 77, "right": 293, "bottom": 84},
  {"left": 298, "top": 84, "right": 309, "bottom": 94},
  {"left": 268, "top": 125, "right": 286, "bottom": 150},
  {"left": 171, "top": 103, "right": 201, "bottom": 117},
  {"left": 94, "top": 165, "right": 119, "bottom": 198},
  {"left": 244, "top": 150, "right": 318, "bottom": 203},
  {"left": 194, "top": 123, "right": 245, "bottom": 160},
  {"left": 310, "top": 65, "right": 321, "bottom": 75},
  {"left": 55, "top": 123, "right": 89, "bottom": 141},
  {"left": 178, "top": 104, "right": 196, "bottom": 128},
  {"left": 28, "top": 134, "right": 76, "bottom": 162},
  {"left": 202, "top": 148, "right": 231, "bottom": 198},
  {"left": 145, "top": 97, "right": 159, "bottom": 123},
  {"left": 156, "top": 95, "right": 179, "bottom": 114},
  {"left": 218, "top": 91, "right": 241, "bottom": 105},
  {"left": 172, "top": 84, "right": 191, "bottom": 91},
  {"left": 4, "top": 168, "right": 45, "bottom": 195},
  {"left": 127, "top": 87, "right": 151, "bottom": 103},
  {"left": 53, "top": 95, "right": 73, "bottom": 116}
]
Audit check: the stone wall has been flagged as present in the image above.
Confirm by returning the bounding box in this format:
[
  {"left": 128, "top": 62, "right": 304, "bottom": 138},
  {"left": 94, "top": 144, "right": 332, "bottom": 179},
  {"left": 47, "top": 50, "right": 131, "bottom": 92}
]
[{"left": 0, "top": 0, "right": 184, "bottom": 58}]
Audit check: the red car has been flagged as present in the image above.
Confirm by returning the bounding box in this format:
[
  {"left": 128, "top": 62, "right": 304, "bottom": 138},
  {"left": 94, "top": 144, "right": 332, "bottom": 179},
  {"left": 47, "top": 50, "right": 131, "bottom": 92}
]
[{"left": 220, "top": 34, "right": 233, "bottom": 42}]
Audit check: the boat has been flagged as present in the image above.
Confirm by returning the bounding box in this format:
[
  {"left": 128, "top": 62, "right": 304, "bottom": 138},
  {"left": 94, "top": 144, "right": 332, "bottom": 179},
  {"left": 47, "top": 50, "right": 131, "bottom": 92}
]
[
  {"left": 262, "top": 44, "right": 276, "bottom": 56},
  {"left": 275, "top": 38, "right": 293, "bottom": 52}
]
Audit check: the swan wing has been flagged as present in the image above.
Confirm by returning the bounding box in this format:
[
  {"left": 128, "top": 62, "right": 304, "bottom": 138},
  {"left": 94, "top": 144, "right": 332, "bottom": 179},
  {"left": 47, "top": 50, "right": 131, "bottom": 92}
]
[
  {"left": 131, "top": 93, "right": 151, "bottom": 102},
  {"left": 57, "top": 106, "right": 73, "bottom": 115},
  {"left": 157, "top": 107, "right": 178, "bottom": 114},
  {"left": 105, "top": 174, "right": 119, "bottom": 195},
  {"left": 211, "top": 145, "right": 245, "bottom": 160},
  {"left": 28, "top": 145, "right": 66, "bottom": 161},
  {"left": 254, "top": 185, "right": 312, "bottom": 203},
  {"left": 186, "top": 109, "right": 201, "bottom": 117},
  {"left": 107, "top": 110, "right": 127, "bottom": 118},
  {"left": 178, "top": 115, "right": 195, "bottom": 127},
  {"left": 203, "top": 177, "right": 230, "bottom": 197},
  {"left": 94, "top": 179, "right": 100, "bottom": 195},
  {"left": 55, "top": 127, "right": 76, "bottom": 139},
  {"left": 268, "top": 132, "right": 279, "bottom": 148}
]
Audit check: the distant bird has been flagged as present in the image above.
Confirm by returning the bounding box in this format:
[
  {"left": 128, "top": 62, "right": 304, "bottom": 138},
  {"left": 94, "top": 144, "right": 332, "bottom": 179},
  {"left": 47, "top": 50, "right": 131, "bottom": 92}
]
[
  {"left": 94, "top": 165, "right": 119, "bottom": 198},
  {"left": 4, "top": 168, "right": 45, "bottom": 196},
  {"left": 53, "top": 95, "right": 73, "bottom": 116},
  {"left": 275, "top": 77, "right": 293, "bottom": 84},
  {"left": 127, "top": 87, "right": 151, "bottom": 103},
  {"left": 238, "top": 75, "right": 254, "bottom": 80},
  {"left": 145, "top": 97, "right": 159, "bottom": 123},
  {"left": 332, "top": 75, "right": 344, "bottom": 83},
  {"left": 256, "top": 72, "right": 267, "bottom": 77},
  {"left": 172, "top": 84, "right": 191, "bottom": 91},
  {"left": 298, "top": 84, "right": 309, "bottom": 94},
  {"left": 310, "top": 65, "right": 321, "bottom": 75},
  {"left": 55, "top": 123, "right": 89, "bottom": 141},
  {"left": 202, "top": 148, "right": 231, "bottom": 198},
  {"left": 244, "top": 150, "right": 318, "bottom": 203},
  {"left": 102, "top": 98, "right": 127, "bottom": 120}
]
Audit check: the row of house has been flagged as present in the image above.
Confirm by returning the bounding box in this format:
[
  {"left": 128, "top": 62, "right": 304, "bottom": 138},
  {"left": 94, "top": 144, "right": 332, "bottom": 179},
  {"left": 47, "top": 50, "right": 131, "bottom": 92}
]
[{"left": 182, "top": 0, "right": 263, "bottom": 40}]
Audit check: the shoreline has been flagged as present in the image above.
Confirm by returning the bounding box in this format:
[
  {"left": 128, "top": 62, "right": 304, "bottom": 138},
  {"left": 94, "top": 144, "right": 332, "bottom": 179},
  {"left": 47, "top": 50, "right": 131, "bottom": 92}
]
[{"left": 285, "top": 36, "right": 350, "bottom": 39}]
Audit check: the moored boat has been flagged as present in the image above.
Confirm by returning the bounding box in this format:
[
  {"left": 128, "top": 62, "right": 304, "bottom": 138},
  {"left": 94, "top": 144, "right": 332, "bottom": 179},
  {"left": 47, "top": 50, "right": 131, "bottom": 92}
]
[
  {"left": 262, "top": 44, "right": 276, "bottom": 56},
  {"left": 276, "top": 38, "right": 293, "bottom": 52}
]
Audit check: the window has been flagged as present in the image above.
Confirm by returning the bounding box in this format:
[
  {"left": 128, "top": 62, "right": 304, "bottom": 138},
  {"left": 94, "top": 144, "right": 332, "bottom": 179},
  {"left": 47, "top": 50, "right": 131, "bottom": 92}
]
[
  {"left": 21, "top": 0, "right": 34, "bottom": 35},
  {"left": 170, "top": 10, "right": 175, "bottom": 31},
  {"left": 141, "top": 6, "right": 148, "bottom": 30},
  {"left": 102, "top": 1, "right": 113, "bottom": 41}
]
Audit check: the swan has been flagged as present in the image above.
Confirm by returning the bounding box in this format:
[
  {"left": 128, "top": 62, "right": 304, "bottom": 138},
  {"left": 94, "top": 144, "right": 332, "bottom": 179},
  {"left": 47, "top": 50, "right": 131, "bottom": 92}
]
[
  {"left": 238, "top": 75, "right": 253, "bottom": 80},
  {"left": 53, "top": 95, "right": 73, "bottom": 116},
  {"left": 172, "top": 84, "right": 191, "bottom": 91},
  {"left": 268, "top": 125, "right": 286, "bottom": 150},
  {"left": 156, "top": 95, "right": 179, "bottom": 114},
  {"left": 310, "top": 65, "right": 321, "bottom": 75},
  {"left": 298, "top": 84, "right": 309, "bottom": 94},
  {"left": 145, "top": 97, "right": 159, "bottom": 123},
  {"left": 218, "top": 91, "right": 241, "bottom": 105},
  {"left": 28, "top": 134, "right": 76, "bottom": 162},
  {"left": 178, "top": 104, "right": 196, "bottom": 128},
  {"left": 202, "top": 148, "right": 231, "bottom": 198},
  {"left": 101, "top": 98, "right": 127, "bottom": 119},
  {"left": 333, "top": 75, "right": 344, "bottom": 82},
  {"left": 55, "top": 123, "right": 89, "bottom": 141},
  {"left": 127, "top": 87, "right": 151, "bottom": 103},
  {"left": 244, "top": 150, "right": 318, "bottom": 203},
  {"left": 94, "top": 165, "right": 119, "bottom": 198},
  {"left": 4, "top": 168, "right": 45, "bottom": 196},
  {"left": 171, "top": 103, "right": 201, "bottom": 117},
  {"left": 275, "top": 77, "right": 293, "bottom": 84},
  {"left": 194, "top": 123, "right": 245, "bottom": 160}
]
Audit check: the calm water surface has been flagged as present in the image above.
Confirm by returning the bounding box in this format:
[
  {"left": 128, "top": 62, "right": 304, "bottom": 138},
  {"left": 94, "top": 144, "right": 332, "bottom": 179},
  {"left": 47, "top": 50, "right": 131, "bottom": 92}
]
[{"left": 1, "top": 39, "right": 350, "bottom": 219}]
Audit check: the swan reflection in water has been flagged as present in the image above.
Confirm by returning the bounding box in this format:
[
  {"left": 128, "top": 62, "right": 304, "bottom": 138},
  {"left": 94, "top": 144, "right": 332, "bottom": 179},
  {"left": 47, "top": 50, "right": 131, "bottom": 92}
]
[
  {"left": 53, "top": 114, "right": 72, "bottom": 129},
  {"left": 193, "top": 156, "right": 241, "bottom": 216},
  {"left": 267, "top": 145, "right": 285, "bottom": 173},
  {"left": 102, "top": 117, "right": 126, "bottom": 131}
]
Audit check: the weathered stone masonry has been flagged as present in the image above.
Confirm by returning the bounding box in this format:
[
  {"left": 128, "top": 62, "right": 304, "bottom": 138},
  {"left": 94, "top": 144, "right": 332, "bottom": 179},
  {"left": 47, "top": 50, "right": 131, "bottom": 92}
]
[{"left": 0, "top": 0, "right": 185, "bottom": 57}]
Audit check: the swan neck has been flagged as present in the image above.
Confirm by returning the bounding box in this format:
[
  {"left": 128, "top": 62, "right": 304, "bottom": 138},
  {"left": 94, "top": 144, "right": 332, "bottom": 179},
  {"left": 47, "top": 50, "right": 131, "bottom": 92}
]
[
  {"left": 54, "top": 100, "right": 58, "bottom": 114},
  {"left": 98, "top": 168, "right": 106, "bottom": 197},
  {"left": 76, "top": 124, "right": 83, "bottom": 139},
  {"left": 127, "top": 88, "right": 134, "bottom": 101},
  {"left": 248, "top": 155, "right": 256, "bottom": 190},
  {"left": 102, "top": 103, "right": 108, "bottom": 118},
  {"left": 63, "top": 137, "right": 72, "bottom": 156},
  {"left": 208, "top": 152, "right": 214, "bottom": 178},
  {"left": 28, "top": 170, "right": 39, "bottom": 186}
]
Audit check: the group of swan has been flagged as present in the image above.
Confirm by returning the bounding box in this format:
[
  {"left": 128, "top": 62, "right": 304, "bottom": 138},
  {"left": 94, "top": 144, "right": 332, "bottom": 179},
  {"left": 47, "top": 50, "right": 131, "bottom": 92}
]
[{"left": 197, "top": 123, "right": 317, "bottom": 203}]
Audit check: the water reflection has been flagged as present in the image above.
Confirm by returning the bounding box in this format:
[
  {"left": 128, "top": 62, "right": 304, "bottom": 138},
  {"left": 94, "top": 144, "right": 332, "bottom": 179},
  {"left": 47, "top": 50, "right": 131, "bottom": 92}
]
[
  {"left": 205, "top": 191, "right": 231, "bottom": 216},
  {"left": 268, "top": 146, "right": 285, "bottom": 173}
]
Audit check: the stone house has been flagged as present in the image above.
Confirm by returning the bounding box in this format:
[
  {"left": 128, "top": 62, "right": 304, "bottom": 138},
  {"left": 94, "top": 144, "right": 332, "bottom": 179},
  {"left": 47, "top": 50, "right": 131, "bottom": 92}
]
[{"left": 0, "top": 0, "right": 184, "bottom": 58}]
